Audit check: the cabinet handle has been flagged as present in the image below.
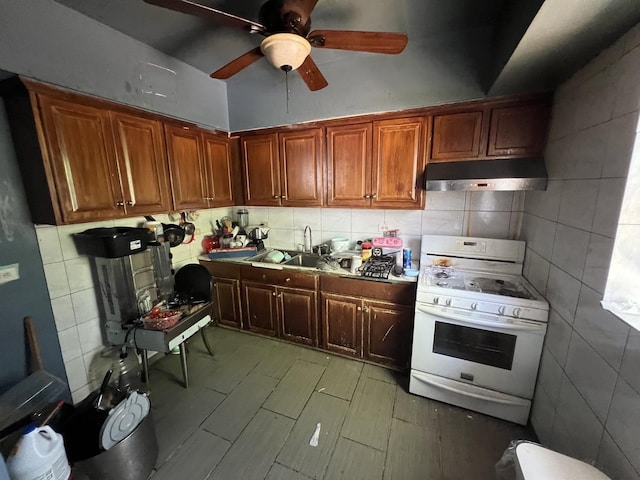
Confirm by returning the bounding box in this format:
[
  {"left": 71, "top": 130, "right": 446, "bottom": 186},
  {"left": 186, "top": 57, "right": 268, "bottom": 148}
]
[
  {"left": 364, "top": 306, "right": 370, "bottom": 313},
  {"left": 371, "top": 194, "right": 377, "bottom": 199},
  {"left": 357, "top": 306, "right": 362, "bottom": 311},
  {"left": 126, "top": 201, "right": 133, "bottom": 206},
  {"left": 116, "top": 201, "right": 124, "bottom": 207},
  {"left": 273, "top": 195, "right": 280, "bottom": 199},
  {"left": 285, "top": 278, "right": 290, "bottom": 282},
  {"left": 272, "top": 291, "right": 277, "bottom": 296},
  {"left": 363, "top": 194, "right": 371, "bottom": 199},
  {"left": 281, "top": 195, "right": 287, "bottom": 200}
]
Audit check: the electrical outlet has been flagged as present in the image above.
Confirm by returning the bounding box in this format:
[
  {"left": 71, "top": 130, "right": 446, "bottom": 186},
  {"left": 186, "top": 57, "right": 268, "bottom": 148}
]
[{"left": 378, "top": 224, "right": 390, "bottom": 232}]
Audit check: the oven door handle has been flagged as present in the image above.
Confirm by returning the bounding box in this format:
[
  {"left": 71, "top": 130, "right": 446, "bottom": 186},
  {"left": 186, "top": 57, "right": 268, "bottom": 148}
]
[
  {"left": 416, "top": 304, "right": 545, "bottom": 333},
  {"left": 412, "top": 371, "right": 530, "bottom": 407}
]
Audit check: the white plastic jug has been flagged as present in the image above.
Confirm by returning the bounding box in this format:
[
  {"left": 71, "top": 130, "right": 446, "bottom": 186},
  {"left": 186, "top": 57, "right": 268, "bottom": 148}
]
[
  {"left": 6, "top": 424, "right": 70, "bottom": 480},
  {"left": 0, "top": 454, "right": 9, "bottom": 480}
]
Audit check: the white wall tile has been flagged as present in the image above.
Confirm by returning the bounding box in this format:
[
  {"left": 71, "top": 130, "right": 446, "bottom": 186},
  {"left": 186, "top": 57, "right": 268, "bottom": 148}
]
[
  {"left": 425, "top": 191, "right": 466, "bottom": 210},
  {"left": 620, "top": 330, "right": 640, "bottom": 395},
  {"left": 520, "top": 213, "right": 557, "bottom": 259},
  {"left": 545, "top": 265, "right": 582, "bottom": 324},
  {"left": 545, "top": 309, "right": 572, "bottom": 366},
  {"left": 384, "top": 209, "right": 423, "bottom": 236},
  {"left": 524, "top": 248, "right": 550, "bottom": 295},
  {"left": 65, "top": 256, "right": 94, "bottom": 293},
  {"left": 508, "top": 211, "right": 523, "bottom": 240},
  {"left": 76, "top": 317, "right": 105, "bottom": 354},
  {"left": 43, "top": 262, "right": 70, "bottom": 299},
  {"left": 561, "top": 125, "right": 607, "bottom": 179},
  {"left": 551, "top": 224, "right": 590, "bottom": 279},
  {"left": 35, "top": 226, "right": 63, "bottom": 264},
  {"left": 612, "top": 46, "right": 640, "bottom": 118},
  {"left": 468, "top": 191, "right": 514, "bottom": 211},
  {"left": 544, "top": 136, "right": 571, "bottom": 180},
  {"left": 582, "top": 233, "right": 614, "bottom": 294},
  {"left": 538, "top": 347, "right": 564, "bottom": 405},
  {"left": 524, "top": 180, "right": 562, "bottom": 221},
  {"left": 71, "top": 384, "right": 93, "bottom": 405},
  {"left": 71, "top": 288, "right": 100, "bottom": 323},
  {"left": 64, "top": 356, "right": 87, "bottom": 394},
  {"left": 530, "top": 386, "right": 556, "bottom": 446},
  {"left": 293, "top": 208, "right": 322, "bottom": 231},
  {"left": 619, "top": 144, "right": 640, "bottom": 224},
  {"left": 421, "top": 210, "right": 464, "bottom": 235},
  {"left": 549, "top": 374, "right": 604, "bottom": 463},
  {"left": 246, "top": 206, "right": 269, "bottom": 226},
  {"left": 557, "top": 180, "right": 599, "bottom": 231},
  {"left": 268, "top": 228, "right": 296, "bottom": 250},
  {"left": 596, "top": 432, "right": 640, "bottom": 480},
  {"left": 321, "top": 208, "right": 352, "bottom": 232},
  {"left": 605, "top": 377, "right": 640, "bottom": 473},
  {"left": 547, "top": 96, "right": 580, "bottom": 141},
  {"left": 51, "top": 295, "right": 76, "bottom": 331},
  {"left": 320, "top": 230, "right": 352, "bottom": 247},
  {"left": 574, "top": 284, "right": 630, "bottom": 371},
  {"left": 603, "top": 112, "right": 637, "bottom": 178},
  {"left": 565, "top": 331, "right": 618, "bottom": 422},
  {"left": 268, "top": 207, "right": 294, "bottom": 229},
  {"left": 574, "top": 71, "right": 616, "bottom": 130},
  {"left": 58, "top": 327, "right": 82, "bottom": 363},
  {"left": 351, "top": 209, "right": 382, "bottom": 233},
  {"left": 464, "top": 211, "right": 511, "bottom": 239},
  {"left": 57, "top": 220, "right": 113, "bottom": 261},
  {"left": 593, "top": 178, "right": 627, "bottom": 237}
]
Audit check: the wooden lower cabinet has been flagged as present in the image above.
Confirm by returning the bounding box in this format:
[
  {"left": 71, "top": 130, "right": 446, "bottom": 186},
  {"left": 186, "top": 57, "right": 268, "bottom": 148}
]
[
  {"left": 277, "top": 287, "right": 318, "bottom": 346},
  {"left": 242, "top": 281, "right": 278, "bottom": 336},
  {"left": 212, "top": 278, "right": 242, "bottom": 328},
  {"left": 363, "top": 300, "right": 414, "bottom": 369},
  {"left": 321, "top": 293, "right": 362, "bottom": 358}
]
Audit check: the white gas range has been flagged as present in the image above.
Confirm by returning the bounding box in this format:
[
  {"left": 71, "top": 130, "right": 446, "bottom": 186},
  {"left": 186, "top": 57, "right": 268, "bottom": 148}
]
[{"left": 409, "top": 235, "right": 549, "bottom": 425}]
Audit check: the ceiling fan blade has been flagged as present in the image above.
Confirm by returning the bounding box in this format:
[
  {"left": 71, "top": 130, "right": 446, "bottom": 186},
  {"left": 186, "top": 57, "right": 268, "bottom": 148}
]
[
  {"left": 144, "top": 0, "right": 266, "bottom": 33},
  {"left": 283, "top": 0, "right": 319, "bottom": 25},
  {"left": 308, "top": 30, "right": 408, "bottom": 54},
  {"left": 210, "top": 47, "right": 264, "bottom": 79},
  {"left": 297, "top": 56, "right": 328, "bottom": 91}
]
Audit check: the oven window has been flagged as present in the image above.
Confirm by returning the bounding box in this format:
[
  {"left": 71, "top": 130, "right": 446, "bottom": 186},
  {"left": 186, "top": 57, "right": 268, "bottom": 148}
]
[{"left": 433, "top": 322, "right": 516, "bottom": 370}]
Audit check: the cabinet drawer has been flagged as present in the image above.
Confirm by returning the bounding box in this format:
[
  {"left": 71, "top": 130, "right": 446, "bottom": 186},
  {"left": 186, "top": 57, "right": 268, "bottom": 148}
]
[
  {"left": 321, "top": 275, "right": 416, "bottom": 304},
  {"left": 240, "top": 265, "right": 318, "bottom": 289},
  {"left": 200, "top": 260, "right": 241, "bottom": 280}
]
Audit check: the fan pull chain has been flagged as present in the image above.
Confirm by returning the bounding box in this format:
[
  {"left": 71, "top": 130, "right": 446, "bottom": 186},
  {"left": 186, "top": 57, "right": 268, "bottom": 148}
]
[{"left": 285, "top": 70, "right": 290, "bottom": 114}]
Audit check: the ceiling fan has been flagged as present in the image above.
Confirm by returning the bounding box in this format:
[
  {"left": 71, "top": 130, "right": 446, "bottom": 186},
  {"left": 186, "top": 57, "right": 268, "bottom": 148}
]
[{"left": 143, "top": 0, "right": 408, "bottom": 91}]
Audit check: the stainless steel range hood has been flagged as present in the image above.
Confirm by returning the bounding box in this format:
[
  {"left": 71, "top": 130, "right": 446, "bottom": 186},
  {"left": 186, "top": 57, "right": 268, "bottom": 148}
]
[{"left": 425, "top": 157, "right": 548, "bottom": 191}]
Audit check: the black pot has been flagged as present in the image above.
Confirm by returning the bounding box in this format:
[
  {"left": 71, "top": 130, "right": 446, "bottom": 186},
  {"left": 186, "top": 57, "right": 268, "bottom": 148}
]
[{"left": 162, "top": 223, "right": 185, "bottom": 248}]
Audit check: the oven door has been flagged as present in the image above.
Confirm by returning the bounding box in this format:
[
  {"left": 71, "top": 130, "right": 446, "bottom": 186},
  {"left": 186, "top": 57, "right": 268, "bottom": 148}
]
[{"left": 412, "top": 302, "right": 546, "bottom": 398}]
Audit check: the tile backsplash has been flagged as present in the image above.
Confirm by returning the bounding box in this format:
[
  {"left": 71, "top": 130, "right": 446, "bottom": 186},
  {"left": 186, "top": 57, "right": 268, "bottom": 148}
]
[{"left": 35, "top": 182, "right": 522, "bottom": 403}]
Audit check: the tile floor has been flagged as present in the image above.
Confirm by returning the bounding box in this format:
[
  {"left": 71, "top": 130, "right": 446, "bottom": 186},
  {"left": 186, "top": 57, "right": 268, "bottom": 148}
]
[{"left": 147, "top": 326, "right": 536, "bottom": 480}]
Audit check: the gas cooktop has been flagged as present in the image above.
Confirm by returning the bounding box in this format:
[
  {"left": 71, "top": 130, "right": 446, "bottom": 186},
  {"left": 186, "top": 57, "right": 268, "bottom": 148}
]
[{"left": 423, "top": 266, "right": 535, "bottom": 299}]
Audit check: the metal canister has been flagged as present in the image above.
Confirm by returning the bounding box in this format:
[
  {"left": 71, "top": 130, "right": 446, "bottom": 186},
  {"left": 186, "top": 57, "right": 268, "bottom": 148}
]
[{"left": 403, "top": 248, "right": 412, "bottom": 269}]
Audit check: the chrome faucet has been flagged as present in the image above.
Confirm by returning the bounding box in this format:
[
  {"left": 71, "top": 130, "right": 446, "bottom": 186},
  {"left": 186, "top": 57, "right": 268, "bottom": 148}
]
[{"left": 303, "top": 225, "right": 313, "bottom": 254}]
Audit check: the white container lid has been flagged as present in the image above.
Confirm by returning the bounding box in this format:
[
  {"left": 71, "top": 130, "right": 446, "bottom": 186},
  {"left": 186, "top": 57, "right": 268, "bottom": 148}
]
[{"left": 516, "top": 443, "right": 610, "bottom": 480}]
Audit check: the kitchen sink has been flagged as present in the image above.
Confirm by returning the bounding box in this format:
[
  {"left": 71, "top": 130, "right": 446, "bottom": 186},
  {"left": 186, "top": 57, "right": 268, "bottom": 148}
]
[{"left": 283, "top": 254, "right": 321, "bottom": 268}]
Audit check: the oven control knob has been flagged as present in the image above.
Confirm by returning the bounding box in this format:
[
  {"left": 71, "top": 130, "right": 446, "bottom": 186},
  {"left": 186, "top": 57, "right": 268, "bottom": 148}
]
[
  {"left": 445, "top": 298, "right": 452, "bottom": 306},
  {"left": 433, "top": 297, "right": 439, "bottom": 305},
  {"left": 471, "top": 302, "right": 478, "bottom": 310},
  {"left": 498, "top": 306, "right": 506, "bottom": 315},
  {"left": 513, "top": 308, "right": 522, "bottom": 318}
]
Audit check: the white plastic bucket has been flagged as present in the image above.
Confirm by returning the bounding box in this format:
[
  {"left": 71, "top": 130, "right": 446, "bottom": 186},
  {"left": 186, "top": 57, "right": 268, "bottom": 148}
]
[{"left": 7, "top": 425, "right": 70, "bottom": 480}]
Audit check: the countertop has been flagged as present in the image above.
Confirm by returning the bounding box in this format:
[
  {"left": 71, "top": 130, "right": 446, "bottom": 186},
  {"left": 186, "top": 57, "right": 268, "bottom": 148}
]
[{"left": 198, "top": 251, "right": 418, "bottom": 284}]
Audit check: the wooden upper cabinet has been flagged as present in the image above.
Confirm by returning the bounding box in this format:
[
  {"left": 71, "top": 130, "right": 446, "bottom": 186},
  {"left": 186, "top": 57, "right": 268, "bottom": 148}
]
[
  {"left": 110, "top": 111, "right": 171, "bottom": 216},
  {"left": 487, "top": 103, "right": 550, "bottom": 157},
  {"left": 372, "top": 117, "right": 426, "bottom": 208},
  {"left": 326, "top": 123, "right": 372, "bottom": 207},
  {"left": 279, "top": 128, "right": 324, "bottom": 207},
  {"left": 431, "top": 111, "right": 483, "bottom": 161},
  {"left": 241, "top": 133, "right": 281, "bottom": 206},
  {"left": 164, "top": 124, "right": 208, "bottom": 210},
  {"left": 37, "top": 94, "right": 123, "bottom": 223},
  {"left": 202, "top": 133, "right": 236, "bottom": 207}
]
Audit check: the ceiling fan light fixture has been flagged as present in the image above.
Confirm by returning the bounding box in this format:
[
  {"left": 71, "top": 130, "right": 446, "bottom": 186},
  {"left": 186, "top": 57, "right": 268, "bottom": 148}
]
[{"left": 260, "top": 33, "right": 311, "bottom": 72}]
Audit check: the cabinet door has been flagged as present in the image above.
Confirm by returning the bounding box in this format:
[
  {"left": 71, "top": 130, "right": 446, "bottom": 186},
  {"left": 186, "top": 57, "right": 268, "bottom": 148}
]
[
  {"left": 277, "top": 287, "right": 318, "bottom": 346},
  {"left": 212, "top": 278, "right": 242, "bottom": 328},
  {"left": 242, "top": 281, "right": 278, "bottom": 336},
  {"left": 372, "top": 117, "right": 425, "bottom": 208},
  {"left": 241, "top": 134, "right": 281, "bottom": 206},
  {"left": 37, "top": 95, "right": 123, "bottom": 223},
  {"left": 202, "top": 133, "right": 235, "bottom": 207},
  {"left": 110, "top": 112, "right": 171, "bottom": 216},
  {"left": 321, "top": 293, "right": 362, "bottom": 358},
  {"left": 363, "top": 301, "right": 414, "bottom": 369},
  {"left": 431, "top": 111, "right": 483, "bottom": 161},
  {"left": 279, "top": 128, "right": 324, "bottom": 207},
  {"left": 326, "top": 123, "right": 372, "bottom": 207},
  {"left": 165, "top": 124, "right": 208, "bottom": 210},
  {"left": 487, "top": 104, "right": 550, "bottom": 157}
]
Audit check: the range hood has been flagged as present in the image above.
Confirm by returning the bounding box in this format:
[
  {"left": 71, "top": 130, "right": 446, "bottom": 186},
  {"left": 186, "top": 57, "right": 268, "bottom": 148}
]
[{"left": 425, "top": 157, "right": 548, "bottom": 191}]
